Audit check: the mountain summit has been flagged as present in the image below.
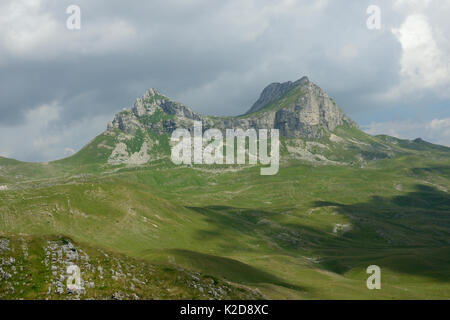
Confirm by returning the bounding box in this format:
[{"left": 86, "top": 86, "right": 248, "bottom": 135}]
[
  {"left": 241, "top": 76, "right": 358, "bottom": 138},
  {"left": 245, "top": 76, "right": 310, "bottom": 114}
]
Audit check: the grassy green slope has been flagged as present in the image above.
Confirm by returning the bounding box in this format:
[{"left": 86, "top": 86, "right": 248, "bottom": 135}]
[
  {"left": 0, "top": 131, "right": 122, "bottom": 184},
  {"left": 1, "top": 93, "right": 450, "bottom": 299},
  {"left": 239, "top": 84, "right": 303, "bottom": 118},
  {"left": 57, "top": 132, "right": 117, "bottom": 166},
  {"left": 1, "top": 148, "right": 449, "bottom": 299}
]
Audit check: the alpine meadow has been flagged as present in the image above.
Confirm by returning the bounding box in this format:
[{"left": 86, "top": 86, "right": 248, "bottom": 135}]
[{"left": 1, "top": 77, "right": 449, "bottom": 300}]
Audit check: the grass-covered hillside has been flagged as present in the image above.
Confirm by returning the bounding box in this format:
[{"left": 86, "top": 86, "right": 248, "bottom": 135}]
[
  {"left": 1, "top": 139, "right": 449, "bottom": 299},
  {"left": 1, "top": 80, "right": 449, "bottom": 300}
]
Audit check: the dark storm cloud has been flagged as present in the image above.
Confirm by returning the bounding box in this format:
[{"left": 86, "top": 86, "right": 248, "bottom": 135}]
[{"left": 0, "top": 0, "right": 449, "bottom": 161}]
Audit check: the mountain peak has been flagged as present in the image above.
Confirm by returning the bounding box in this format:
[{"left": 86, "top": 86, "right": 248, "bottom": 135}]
[
  {"left": 241, "top": 76, "right": 358, "bottom": 136},
  {"left": 143, "top": 88, "right": 164, "bottom": 99},
  {"left": 245, "top": 76, "right": 309, "bottom": 114},
  {"left": 126, "top": 88, "right": 170, "bottom": 118}
]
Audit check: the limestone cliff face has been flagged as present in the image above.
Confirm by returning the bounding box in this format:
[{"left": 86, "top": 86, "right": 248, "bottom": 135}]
[
  {"left": 107, "top": 77, "right": 358, "bottom": 140},
  {"left": 269, "top": 78, "right": 358, "bottom": 138}
]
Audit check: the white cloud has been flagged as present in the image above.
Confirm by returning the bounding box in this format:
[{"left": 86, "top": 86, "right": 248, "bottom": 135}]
[
  {"left": 0, "top": 0, "right": 327, "bottom": 61},
  {"left": 64, "top": 147, "right": 75, "bottom": 156},
  {"left": 362, "top": 117, "right": 450, "bottom": 147},
  {"left": 0, "top": 0, "right": 56, "bottom": 54},
  {"left": 0, "top": 0, "right": 137, "bottom": 60},
  {"left": 429, "top": 118, "right": 450, "bottom": 129},
  {"left": 395, "top": 15, "right": 449, "bottom": 86},
  {"left": 387, "top": 12, "right": 450, "bottom": 100}
]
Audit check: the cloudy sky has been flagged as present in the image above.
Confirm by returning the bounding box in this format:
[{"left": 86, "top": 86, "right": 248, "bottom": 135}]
[{"left": 0, "top": 0, "right": 449, "bottom": 162}]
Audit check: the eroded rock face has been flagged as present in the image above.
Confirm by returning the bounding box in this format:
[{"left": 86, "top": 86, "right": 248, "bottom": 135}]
[
  {"left": 108, "top": 142, "right": 150, "bottom": 165},
  {"left": 271, "top": 80, "right": 358, "bottom": 138}
]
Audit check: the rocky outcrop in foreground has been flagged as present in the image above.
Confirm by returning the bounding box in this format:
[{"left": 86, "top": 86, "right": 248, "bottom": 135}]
[{"left": 0, "top": 236, "right": 263, "bottom": 300}]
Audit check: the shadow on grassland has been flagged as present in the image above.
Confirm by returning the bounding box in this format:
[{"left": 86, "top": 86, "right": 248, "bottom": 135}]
[
  {"left": 186, "top": 184, "right": 450, "bottom": 282},
  {"left": 161, "top": 249, "right": 306, "bottom": 292},
  {"left": 314, "top": 184, "right": 450, "bottom": 281}
]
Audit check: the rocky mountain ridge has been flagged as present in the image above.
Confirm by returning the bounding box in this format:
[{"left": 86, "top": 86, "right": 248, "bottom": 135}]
[
  {"left": 68, "top": 77, "right": 406, "bottom": 166},
  {"left": 107, "top": 77, "right": 358, "bottom": 140}
]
